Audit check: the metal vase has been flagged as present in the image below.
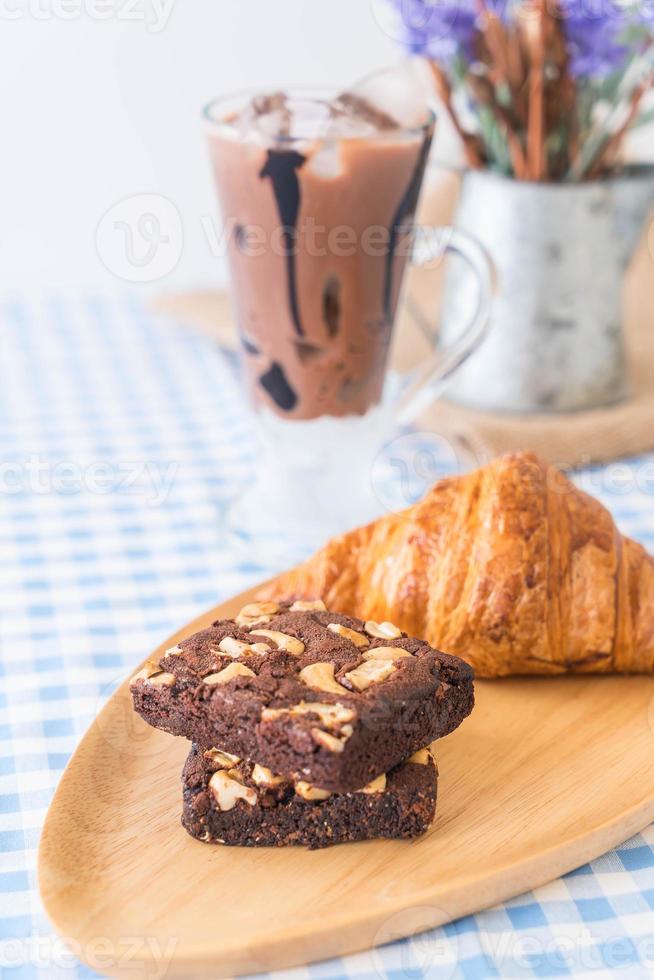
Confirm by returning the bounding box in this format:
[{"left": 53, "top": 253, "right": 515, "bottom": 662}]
[{"left": 439, "top": 166, "right": 654, "bottom": 413}]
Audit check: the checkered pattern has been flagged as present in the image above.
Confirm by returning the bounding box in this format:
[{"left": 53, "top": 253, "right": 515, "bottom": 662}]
[{"left": 1, "top": 291, "right": 653, "bottom": 979}]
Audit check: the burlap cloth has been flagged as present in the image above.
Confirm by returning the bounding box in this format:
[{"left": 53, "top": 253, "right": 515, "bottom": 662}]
[{"left": 153, "top": 173, "right": 654, "bottom": 469}]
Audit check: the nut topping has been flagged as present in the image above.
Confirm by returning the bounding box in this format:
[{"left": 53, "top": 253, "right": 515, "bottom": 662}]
[
  {"left": 359, "top": 773, "right": 387, "bottom": 794},
  {"left": 131, "top": 662, "right": 177, "bottom": 687},
  {"left": 237, "top": 601, "right": 279, "bottom": 618},
  {"left": 235, "top": 602, "right": 279, "bottom": 627},
  {"left": 240, "top": 614, "right": 271, "bottom": 627},
  {"left": 130, "top": 660, "right": 160, "bottom": 684},
  {"left": 362, "top": 647, "right": 413, "bottom": 662},
  {"left": 261, "top": 701, "right": 355, "bottom": 731},
  {"left": 209, "top": 770, "right": 257, "bottom": 811},
  {"left": 364, "top": 620, "right": 402, "bottom": 640},
  {"left": 327, "top": 623, "right": 369, "bottom": 648},
  {"left": 164, "top": 644, "right": 183, "bottom": 656},
  {"left": 311, "top": 727, "right": 346, "bottom": 753},
  {"left": 203, "top": 663, "right": 255, "bottom": 685},
  {"left": 295, "top": 781, "right": 331, "bottom": 801},
  {"left": 146, "top": 672, "right": 177, "bottom": 686},
  {"left": 250, "top": 629, "right": 305, "bottom": 656},
  {"left": 344, "top": 658, "right": 396, "bottom": 692},
  {"left": 290, "top": 599, "right": 327, "bottom": 612},
  {"left": 299, "top": 662, "right": 346, "bottom": 695},
  {"left": 218, "top": 637, "right": 271, "bottom": 659},
  {"left": 408, "top": 748, "right": 432, "bottom": 766},
  {"left": 204, "top": 748, "right": 241, "bottom": 768},
  {"left": 251, "top": 764, "right": 285, "bottom": 788}
]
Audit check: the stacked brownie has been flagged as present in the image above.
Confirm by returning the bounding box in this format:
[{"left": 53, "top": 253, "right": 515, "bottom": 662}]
[{"left": 130, "top": 600, "right": 474, "bottom": 849}]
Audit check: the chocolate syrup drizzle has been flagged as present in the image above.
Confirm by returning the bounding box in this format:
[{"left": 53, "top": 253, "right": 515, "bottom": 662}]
[
  {"left": 239, "top": 332, "right": 260, "bottom": 356},
  {"left": 322, "top": 275, "right": 341, "bottom": 339},
  {"left": 383, "top": 131, "right": 433, "bottom": 323},
  {"left": 259, "top": 361, "right": 298, "bottom": 412},
  {"left": 260, "top": 149, "right": 306, "bottom": 338},
  {"left": 253, "top": 124, "right": 433, "bottom": 414}
]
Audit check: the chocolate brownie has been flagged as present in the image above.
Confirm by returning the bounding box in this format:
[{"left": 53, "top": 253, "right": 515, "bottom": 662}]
[
  {"left": 131, "top": 600, "right": 474, "bottom": 792},
  {"left": 182, "top": 743, "right": 438, "bottom": 849}
]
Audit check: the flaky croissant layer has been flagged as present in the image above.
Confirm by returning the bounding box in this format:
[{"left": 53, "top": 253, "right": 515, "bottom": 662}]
[{"left": 261, "top": 452, "right": 654, "bottom": 677}]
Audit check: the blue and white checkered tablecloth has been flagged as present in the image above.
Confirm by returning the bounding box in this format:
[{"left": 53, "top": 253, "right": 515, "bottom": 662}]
[{"left": 2, "top": 290, "right": 654, "bottom": 980}]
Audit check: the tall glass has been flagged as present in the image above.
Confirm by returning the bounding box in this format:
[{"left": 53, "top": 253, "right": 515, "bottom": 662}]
[{"left": 204, "top": 87, "right": 493, "bottom": 553}]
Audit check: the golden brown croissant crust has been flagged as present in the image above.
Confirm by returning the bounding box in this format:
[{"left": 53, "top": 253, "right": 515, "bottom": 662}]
[{"left": 261, "top": 452, "right": 654, "bottom": 677}]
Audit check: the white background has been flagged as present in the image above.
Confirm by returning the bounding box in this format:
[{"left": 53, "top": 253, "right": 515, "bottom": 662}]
[{"left": 0, "top": 0, "right": 401, "bottom": 289}]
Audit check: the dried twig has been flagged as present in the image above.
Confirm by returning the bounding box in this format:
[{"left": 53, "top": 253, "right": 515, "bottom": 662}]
[
  {"left": 430, "top": 63, "right": 486, "bottom": 168},
  {"left": 506, "top": 25, "right": 528, "bottom": 125},
  {"left": 586, "top": 76, "right": 652, "bottom": 179},
  {"left": 542, "top": 2, "right": 576, "bottom": 179},
  {"left": 476, "top": 0, "right": 531, "bottom": 176},
  {"left": 565, "top": 76, "right": 581, "bottom": 174},
  {"left": 567, "top": 41, "right": 654, "bottom": 180},
  {"left": 525, "top": 4, "right": 546, "bottom": 180},
  {"left": 475, "top": 0, "right": 510, "bottom": 86},
  {"left": 467, "top": 70, "right": 528, "bottom": 178}
]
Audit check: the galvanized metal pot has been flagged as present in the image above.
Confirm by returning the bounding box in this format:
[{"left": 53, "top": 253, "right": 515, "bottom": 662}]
[{"left": 439, "top": 166, "right": 654, "bottom": 413}]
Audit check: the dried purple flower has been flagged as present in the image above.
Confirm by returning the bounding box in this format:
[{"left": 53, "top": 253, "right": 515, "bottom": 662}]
[
  {"left": 631, "top": 0, "right": 654, "bottom": 30},
  {"left": 384, "top": 0, "right": 654, "bottom": 179},
  {"left": 389, "top": 0, "right": 477, "bottom": 62},
  {"left": 389, "top": 0, "right": 516, "bottom": 64},
  {"left": 390, "top": 0, "right": 639, "bottom": 77},
  {"left": 557, "top": 0, "right": 631, "bottom": 79}
]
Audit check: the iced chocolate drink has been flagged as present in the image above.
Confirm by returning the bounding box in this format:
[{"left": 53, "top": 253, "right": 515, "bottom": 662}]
[{"left": 205, "top": 84, "right": 434, "bottom": 421}]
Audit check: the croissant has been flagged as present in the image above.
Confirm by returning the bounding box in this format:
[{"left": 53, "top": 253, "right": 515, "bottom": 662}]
[{"left": 261, "top": 452, "right": 654, "bottom": 677}]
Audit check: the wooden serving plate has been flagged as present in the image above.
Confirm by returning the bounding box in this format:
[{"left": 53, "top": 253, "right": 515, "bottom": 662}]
[{"left": 39, "top": 582, "right": 654, "bottom": 979}]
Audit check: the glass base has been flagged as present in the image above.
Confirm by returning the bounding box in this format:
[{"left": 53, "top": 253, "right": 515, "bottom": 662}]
[
  {"left": 220, "top": 389, "right": 479, "bottom": 568},
  {"left": 222, "top": 404, "right": 394, "bottom": 565},
  {"left": 223, "top": 471, "right": 383, "bottom": 567}
]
